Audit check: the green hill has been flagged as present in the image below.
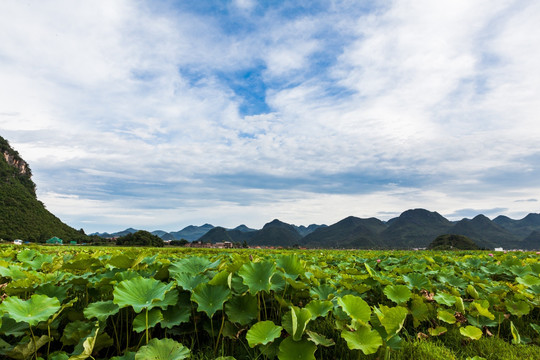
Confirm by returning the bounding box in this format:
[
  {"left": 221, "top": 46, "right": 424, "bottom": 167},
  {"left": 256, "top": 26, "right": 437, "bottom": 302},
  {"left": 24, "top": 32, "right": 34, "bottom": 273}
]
[
  {"left": 428, "top": 234, "right": 480, "bottom": 250},
  {"left": 0, "top": 135, "right": 87, "bottom": 242}
]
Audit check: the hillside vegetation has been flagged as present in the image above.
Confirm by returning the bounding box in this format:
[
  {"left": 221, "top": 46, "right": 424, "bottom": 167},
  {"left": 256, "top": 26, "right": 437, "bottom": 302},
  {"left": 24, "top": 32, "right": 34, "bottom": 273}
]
[{"left": 0, "top": 135, "right": 87, "bottom": 242}]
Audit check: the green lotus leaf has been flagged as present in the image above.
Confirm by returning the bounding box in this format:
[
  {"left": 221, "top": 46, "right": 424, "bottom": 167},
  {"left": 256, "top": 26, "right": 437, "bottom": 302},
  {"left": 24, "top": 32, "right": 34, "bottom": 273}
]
[
  {"left": 466, "top": 284, "right": 480, "bottom": 299},
  {"left": 341, "top": 326, "right": 383, "bottom": 355},
  {"left": 306, "top": 330, "right": 335, "bottom": 347},
  {"left": 434, "top": 292, "right": 457, "bottom": 307},
  {"left": 460, "top": 325, "right": 483, "bottom": 340},
  {"left": 472, "top": 301, "right": 494, "bottom": 320},
  {"left": 276, "top": 254, "right": 304, "bottom": 279},
  {"left": 225, "top": 294, "right": 259, "bottom": 325},
  {"left": 61, "top": 320, "right": 94, "bottom": 346},
  {"left": 337, "top": 294, "right": 371, "bottom": 323},
  {"left": 161, "top": 304, "right": 191, "bottom": 329},
  {"left": 379, "top": 306, "right": 408, "bottom": 336},
  {"left": 505, "top": 299, "right": 531, "bottom": 317},
  {"left": 309, "top": 284, "right": 335, "bottom": 300},
  {"left": 83, "top": 300, "right": 120, "bottom": 322},
  {"left": 270, "top": 273, "right": 287, "bottom": 292},
  {"left": 152, "top": 288, "right": 179, "bottom": 309},
  {"left": 246, "top": 320, "right": 283, "bottom": 347},
  {"left": 113, "top": 276, "right": 174, "bottom": 313},
  {"left": 191, "top": 283, "right": 231, "bottom": 318},
  {"left": 18, "top": 250, "right": 53, "bottom": 270},
  {"left": 384, "top": 285, "right": 412, "bottom": 304},
  {"left": 171, "top": 272, "right": 206, "bottom": 291},
  {"left": 169, "top": 256, "right": 220, "bottom": 276},
  {"left": 110, "top": 352, "right": 136, "bottom": 360},
  {"left": 510, "top": 321, "right": 521, "bottom": 344},
  {"left": 238, "top": 261, "right": 276, "bottom": 294},
  {"left": 290, "top": 306, "right": 311, "bottom": 341},
  {"left": 437, "top": 309, "right": 456, "bottom": 324},
  {"left": 0, "top": 265, "right": 27, "bottom": 280},
  {"left": 305, "top": 300, "right": 333, "bottom": 320},
  {"left": 69, "top": 324, "right": 101, "bottom": 360},
  {"left": 516, "top": 274, "right": 540, "bottom": 287},
  {"left": 209, "top": 270, "right": 230, "bottom": 286},
  {"left": 133, "top": 308, "right": 163, "bottom": 333},
  {"left": 402, "top": 273, "right": 430, "bottom": 290},
  {"left": 49, "top": 351, "right": 70, "bottom": 360},
  {"left": 428, "top": 326, "right": 447, "bottom": 336},
  {"left": 527, "top": 284, "right": 540, "bottom": 295},
  {"left": 531, "top": 323, "right": 540, "bottom": 334},
  {"left": 0, "top": 314, "right": 28, "bottom": 336},
  {"left": 0, "top": 294, "right": 60, "bottom": 327},
  {"left": 6, "top": 335, "right": 51, "bottom": 360},
  {"left": 410, "top": 295, "right": 429, "bottom": 327},
  {"left": 278, "top": 337, "right": 317, "bottom": 360},
  {"left": 16, "top": 249, "right": 37, "bottom": 263},
  {"left": 135, "top": 338, "right": 190, "bottom": 360},
  {"left": 35, "top": 283, "right": 70, "bottom": 304},
  {"left": 107, "top": 253, "right": 145, "bottom": 269}
]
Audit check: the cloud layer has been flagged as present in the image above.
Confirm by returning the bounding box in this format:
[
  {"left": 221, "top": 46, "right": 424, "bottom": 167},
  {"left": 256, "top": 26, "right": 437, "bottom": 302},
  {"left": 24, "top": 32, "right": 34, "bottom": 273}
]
[{"left": 1, "top": 0, "right": 539, "bottom": 232}]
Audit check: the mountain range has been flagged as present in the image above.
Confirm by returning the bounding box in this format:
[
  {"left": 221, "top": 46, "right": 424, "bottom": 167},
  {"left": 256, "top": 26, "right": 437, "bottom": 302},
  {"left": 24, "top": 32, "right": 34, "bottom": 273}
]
[{"left": 98, "top": 208, "right": 540, "bottom": 250}]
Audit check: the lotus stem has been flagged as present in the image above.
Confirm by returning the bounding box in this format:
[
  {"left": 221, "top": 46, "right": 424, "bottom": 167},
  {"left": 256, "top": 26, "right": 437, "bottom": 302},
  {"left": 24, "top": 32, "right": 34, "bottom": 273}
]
[
  {"left": 145, "top": 308, "right": 149, "bottom": 344},
  {"left": 29, "top": 325, "right": 38, "bottom": 360},
  {"left": 214, "top": 308, "right": 226, "bottom": 355}
]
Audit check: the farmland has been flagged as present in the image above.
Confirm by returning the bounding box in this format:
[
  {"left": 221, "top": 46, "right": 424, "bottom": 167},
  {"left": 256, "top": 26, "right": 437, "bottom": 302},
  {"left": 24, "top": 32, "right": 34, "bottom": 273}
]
[{"left": 0, "top": 246, "right": 539, "bottom": 359}]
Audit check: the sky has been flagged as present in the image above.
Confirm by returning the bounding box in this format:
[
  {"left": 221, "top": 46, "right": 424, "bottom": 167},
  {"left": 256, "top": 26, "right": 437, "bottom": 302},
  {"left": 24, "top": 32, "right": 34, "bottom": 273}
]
[{"left": 1, "top": 0, "right": 540, "bottom": 233}]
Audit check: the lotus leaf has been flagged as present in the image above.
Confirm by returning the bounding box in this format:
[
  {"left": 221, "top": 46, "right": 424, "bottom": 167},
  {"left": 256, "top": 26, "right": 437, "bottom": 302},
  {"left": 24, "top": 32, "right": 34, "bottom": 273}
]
[
  {"left": 69, "top": 324, "right": 100, "bottom": 360},
  {"left": 61, "top": 320, "right": 94, "bottom": 346},
  {"left": 516, "top": 274, "right": 540, "bottom": 287},
  {"left": 161, "top": 305, "right": 191, "bottom": 329},
  {"left": 133, "top": 308, "right": 163, "bottom": 333},
  {"left": 305, "top": 300, "right": 333, "bottom": 320},
  {"left": 111, "top": 352, "right": 136, "bottom": 360},
  {"left": 113, "top": 276, "right": 174, "bottom": 313},
  {"left": 35, "top": 283, "right": 70, "bottom": 304},
  {"left": 225, "top": 294, "right": 259, "bottom": 325},
  {"left": 0, "top": 314, "right": 28, "bottom": 336},
  {"left": 434, "top": 292, "right": 457, "bottom": 307},
  {"left": 337, "top": 294, "right": 371, "bottom": 323},
  {"left": 378, "top": 306, "right": 408, "bottom": 336},
  {"left": 169, "top": 256, "right": 220, "bottom": 276},
  {"left": 384, "top": 285, "right": 411, "bottom": 304},
  {"left": 152, "top": 288, "right": 179, "bottom": 309},
  {"left": 171, "top": 272, "right": 206, "bottom": 291},
  {"left": 191, "top": 283, "right": 231, "bottom": 318},
  {"left": 471, "top": 301, "right": 494, "bottom": 320},
  {"left": 278, "top": 337, "right": 317, "bottom": 360},
  {"left": 510, "top": 321, "right": 521, "bottom": 344},
  {"left": 0, "top": 294, "right": 60, "bottom": 327},
  {"left": 49, "top": 351, "right": 70, "bottom": 360},
  {"left": 437, "top": 309, "right": 456, "bottom": 324},
  {"left": 276, "top": 254, "right": 304, "bottom": 279},
  {"left": 309, "top": 284, "right": 335, "bottom": 300},
  {"left": 402, "top": 273, "right": 430, "bottom": 290},
  {"left": 238, "top": 261, "right": 276, "bottom": 294},
  {"left": 290, "top": 306, "right": 311, "bottom": 341},
  {"left": 531, "top": 323, "right": 540, "bottom": 334},
  {"left": 341, "top": 326, "right": 383, "bottom": 355},
  {"left": 270, "top": 273, "right": 287, "bottom": 292},
  {"left": 460, "top": 325, "right": 482, "bottom": 340},
  {"left": 5, "top": 335, "right": 51, "bottom": 360},
  {"left": 505, "top": 299, "right": 531, "bottom": 317},
  {"left": 83, "top": 300, "right": 120, "bottom": 322},
  {"left": 135, "top": 338, "right": 190, "bottom": 360},
  {"left": 428, "top": 326, "right": 447, "bottom": 336},
  {"left": 246, "top": 320, "right": 283, "bottom": 347},
  {"left": 306, "top": 330, "right": 335, "bottom": 347}
]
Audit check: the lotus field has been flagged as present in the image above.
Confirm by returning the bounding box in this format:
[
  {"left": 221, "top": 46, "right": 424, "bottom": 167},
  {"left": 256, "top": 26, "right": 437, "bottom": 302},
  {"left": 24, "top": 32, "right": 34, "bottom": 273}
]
[{"left": 0, "top": 246, "right": 539, "bottom": 360}]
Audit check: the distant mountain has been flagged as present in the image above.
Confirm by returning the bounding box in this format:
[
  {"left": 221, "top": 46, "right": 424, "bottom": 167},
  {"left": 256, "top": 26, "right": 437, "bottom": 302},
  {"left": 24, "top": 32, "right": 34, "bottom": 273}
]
[
  {"left": 293, "top": 224, "right": 327, "bottom": 237},
  {"left": 522, "top": 230, "right": 540, "bottom": 250},
  {"left": 233, "top": 224, "right": 257, "bottom": 232},
  {"left": 170, "top": 224, "right": 214, "bottom": 241},
  {"left": 198, "top": 227, "right": 234, "bottom": 243},
  {"left": 449, "top": 215, "right": 521, "bottom": 249},
  {"left": 0, "top": 135, "right": 88, "bottom": 242},
  {"left": 303, "top": 216, "right": 387, "bottom": 248},
  {"left": 381, "top": 209, "right": 453, "bottom": 248},
  {"left": 428, "top": 234, "right": 480, "bottom": 250},
  {"left": 151, "top": 230, "right": 175, "bottom": 241},
  {"left": 248, "top": 219, "right": 302, "bottom": 247},
  {"left": 493, "top": 213, "right": 540, "bottom": 238}
]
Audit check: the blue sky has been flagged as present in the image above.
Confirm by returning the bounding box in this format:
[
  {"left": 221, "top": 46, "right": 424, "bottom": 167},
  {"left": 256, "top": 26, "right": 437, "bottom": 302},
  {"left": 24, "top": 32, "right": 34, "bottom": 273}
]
[{"left": 1, "top": 0, "right": 540, "bottom": 233}]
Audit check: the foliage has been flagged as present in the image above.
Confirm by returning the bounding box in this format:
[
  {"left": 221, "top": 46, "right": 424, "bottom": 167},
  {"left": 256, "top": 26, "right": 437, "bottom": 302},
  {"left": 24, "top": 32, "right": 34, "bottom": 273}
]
[
  {"left": 0, "top": 246, "right": 538, "bottom": 359},
  {"left": 428, "top": 234, "right": 480, "bottom": 250},
  {"left": 115, "top": 231, "right": 164, "bottom": 247}
]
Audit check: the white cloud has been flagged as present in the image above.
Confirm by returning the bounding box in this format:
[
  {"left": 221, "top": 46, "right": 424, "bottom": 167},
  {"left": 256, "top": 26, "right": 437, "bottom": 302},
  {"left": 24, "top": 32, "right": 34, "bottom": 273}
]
[{"left": 1, "top": 1, "right": 540, "bottom": 232}]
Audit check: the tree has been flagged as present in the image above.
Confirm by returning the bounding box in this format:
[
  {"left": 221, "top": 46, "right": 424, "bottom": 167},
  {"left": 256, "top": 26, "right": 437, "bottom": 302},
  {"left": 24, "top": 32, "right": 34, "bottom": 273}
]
[{"left": 116, "top": 230, "right": 164, "bottom": 247}]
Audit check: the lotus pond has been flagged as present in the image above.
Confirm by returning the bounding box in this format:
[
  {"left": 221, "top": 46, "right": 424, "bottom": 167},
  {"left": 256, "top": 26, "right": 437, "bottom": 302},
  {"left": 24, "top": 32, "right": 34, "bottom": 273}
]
[{"left": 0, "top": 246, "right": 539, "bottom": 360}]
